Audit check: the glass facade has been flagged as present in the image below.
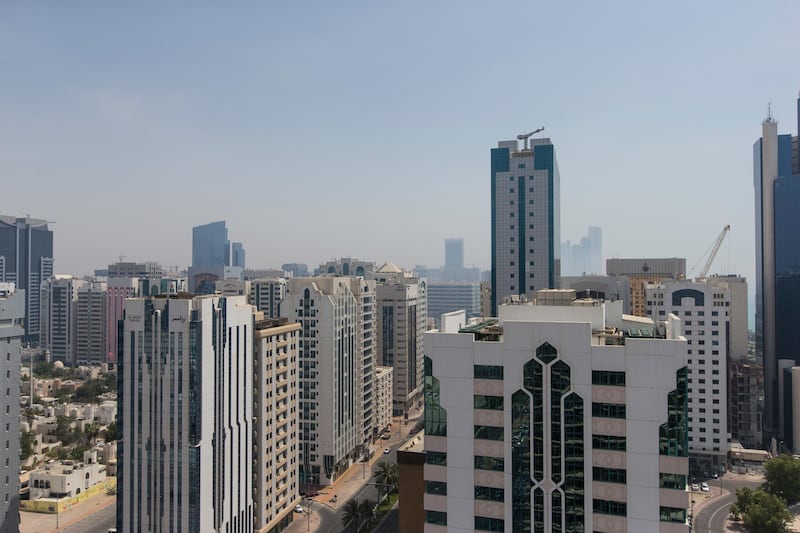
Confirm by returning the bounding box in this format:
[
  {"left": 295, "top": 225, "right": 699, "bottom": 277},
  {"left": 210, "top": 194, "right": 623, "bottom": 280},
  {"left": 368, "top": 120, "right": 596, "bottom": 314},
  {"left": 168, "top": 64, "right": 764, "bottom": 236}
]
[
  {"left": 475, "top": 455, "right": 504, "bottom": 471},
  {"left": 474, "top": 364, "right": 504, "bottom": 380},
  {"left": 424, "top": 356, "right": 447, "bottom": 436},
  {"left": 659, "top": 367, "right": 688, "bottom": 456},
  {"left": 425, "top": 510, "right": 447, "bottom": 526},
  {"left": 591, "top": 370, "right": 626, "bottom": 386},
  {"left": 426, "top": 451, "right": 447, "bottom": 466}
]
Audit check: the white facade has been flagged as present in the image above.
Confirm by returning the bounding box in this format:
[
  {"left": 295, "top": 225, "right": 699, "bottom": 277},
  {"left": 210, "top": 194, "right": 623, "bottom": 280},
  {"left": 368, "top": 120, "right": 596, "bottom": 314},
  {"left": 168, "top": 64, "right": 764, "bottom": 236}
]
[
  {"left": 0, "top": 284, "right": 23, "bottom": 533},
  {"left": 41, "top": 275, "right": 84, "bottom": 364},
  {"left": 283, "top": 277, "right": 375, "bottom": 486},
  {"left": 372, "top": 265, "right": 427, "bottom": 414},
  {"left": 120, "top": 295, "right": 254, "bottom": 532},
  {"left": 249, "top": 278, "right": 287, "bottom": 318},
  {"left": 30, "top": 451, "right": 106, "bottom": 499},
  {"left": 645, "top": 278, "right": 740, "bottom": 471},
  {"left": 253, "top": 317, "right": 301, "bottom": 533},
  {"left": 424, "top": 294, "right": 689, "bottom": 533}
]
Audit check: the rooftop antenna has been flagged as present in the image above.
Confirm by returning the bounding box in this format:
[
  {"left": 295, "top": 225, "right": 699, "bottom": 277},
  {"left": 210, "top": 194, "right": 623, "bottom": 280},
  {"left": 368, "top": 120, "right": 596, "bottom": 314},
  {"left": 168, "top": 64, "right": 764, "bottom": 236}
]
[
  {"left": 767, "top": 100, "right": 774, "bottom": 122},
  {"left": 517, "top": 127, "right": 545, "bottom": 150}
]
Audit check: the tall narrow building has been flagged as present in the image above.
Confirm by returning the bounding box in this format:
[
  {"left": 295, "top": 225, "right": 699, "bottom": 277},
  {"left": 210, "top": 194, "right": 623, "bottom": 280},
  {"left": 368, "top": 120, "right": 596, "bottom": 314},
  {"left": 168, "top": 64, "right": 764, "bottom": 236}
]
[
  {"left": 491, "top": 135, "right": 560, "bottom": 314},
  {"left": 754, "top": 94, "right": 800, "bottom": 446},
  {"left": 118, "top": 295, "right": 254, "bottom": 532},
  {"left": 0, "top": 283, "right": 24, "bottom": 533},
  {"left": 423, "top": 292, "right": 689, "bottom": 532},
  {"left": 75, "top": 280, "right": 107, "bottom": 365},
  {"left": 0, "top": 215, "right": 54, "bottom": 344},
  {"left": 283, "top": 277, "right": 375, "bottom": 486},
  {"left": 40, "top": 275, "right": 83, "bottom": 364}
]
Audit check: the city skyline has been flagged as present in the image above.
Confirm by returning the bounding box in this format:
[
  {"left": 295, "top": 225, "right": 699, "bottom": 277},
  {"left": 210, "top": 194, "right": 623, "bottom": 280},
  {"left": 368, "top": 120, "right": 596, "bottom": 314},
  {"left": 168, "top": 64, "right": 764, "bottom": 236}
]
[{"left": 3, "top": 3, "right": 798, "bottom": 285}]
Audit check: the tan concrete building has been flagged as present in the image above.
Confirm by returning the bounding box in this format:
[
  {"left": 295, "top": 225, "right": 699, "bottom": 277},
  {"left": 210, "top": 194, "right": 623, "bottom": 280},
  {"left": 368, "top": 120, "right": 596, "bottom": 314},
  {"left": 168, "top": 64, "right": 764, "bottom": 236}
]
[
  {"left": 374, "top": 366, "right": 393, "bottom": 437},
  {"left": 607, "top": 258, "right": 685, "bottom": 316}
]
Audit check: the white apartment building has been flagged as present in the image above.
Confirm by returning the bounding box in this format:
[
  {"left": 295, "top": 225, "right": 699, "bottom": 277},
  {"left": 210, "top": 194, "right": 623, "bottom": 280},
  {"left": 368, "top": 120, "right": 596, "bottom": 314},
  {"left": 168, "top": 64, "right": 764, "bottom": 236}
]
[
  {"left": 119, "top": 295, "right": 254, "bottom": 532},
  {"left": 645, "top": 276, "right": 746, "bottom": 473},
  {"left": 283, "top": 277, "right": 375, "bottom": 486},
  {"left": 372, "top": 263, "right": 427, "bottom": 415},
  {"left": 75, "top": 280, "right": 107, "bottom": 365},
  {"left": 374, "top": 366, "right": 394, "bottom": 437},
  {"left": 41, "top": 275, "right": 84, "bottom": 364},
  {"left": 253, "top": 316, "right": 301, "bottom": 533},
  {"left": 250, "top": 278, "right": 287, "bottom": 318},
  {"left": 424, "top": 291, "right": 689, "bottom": 533},
  {"left": 29, "top": 450, "right": 106, "bottom": 499}
]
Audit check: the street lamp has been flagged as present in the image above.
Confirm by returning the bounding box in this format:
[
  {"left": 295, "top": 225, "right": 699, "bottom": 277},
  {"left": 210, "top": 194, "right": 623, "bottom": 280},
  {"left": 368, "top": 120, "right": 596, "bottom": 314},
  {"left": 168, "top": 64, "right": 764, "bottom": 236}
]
[{"left": 305, "top": 499, "right": 313, "bottom": 532}]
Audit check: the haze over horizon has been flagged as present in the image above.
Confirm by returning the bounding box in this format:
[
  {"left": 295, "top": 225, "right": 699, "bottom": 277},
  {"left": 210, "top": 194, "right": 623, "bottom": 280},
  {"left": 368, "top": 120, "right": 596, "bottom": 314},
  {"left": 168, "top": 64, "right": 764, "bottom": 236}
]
[{"left": 2, "top": 2, "right": 799, "bottom": 284}]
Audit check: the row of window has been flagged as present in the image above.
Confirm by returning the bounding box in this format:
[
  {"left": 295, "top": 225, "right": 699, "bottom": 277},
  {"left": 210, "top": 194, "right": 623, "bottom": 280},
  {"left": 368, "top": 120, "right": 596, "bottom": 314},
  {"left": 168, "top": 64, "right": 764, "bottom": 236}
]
[
  {"left": 474, "top": 365, "right": 503, "bottom": 380},
  {"left": 592, "top": 370, "right": 625, "bottom": 386},
  {"left": 593, "top": 467, "right": 626, "bottom": 484},
  {"left": 592, "top": 402, "right": 626, "bottom": 419},
  {"left": 474, "top": 425, "right": 504, "bottom": 441},
  {"left": 474, "top": 394, "right": 504, "bottom": 410}
]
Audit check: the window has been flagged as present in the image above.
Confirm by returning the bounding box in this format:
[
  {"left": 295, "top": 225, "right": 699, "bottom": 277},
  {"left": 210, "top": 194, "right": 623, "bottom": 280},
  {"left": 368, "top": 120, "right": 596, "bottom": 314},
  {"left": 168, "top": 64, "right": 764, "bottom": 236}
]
[
  {"left": 593, "top": 499, "right": 627, "bottom": 516},
  {"left": 592, "top": 403, "right": 626, "bottom": 419},
  {"left": 592, "top": 371, "right": 626, "bottom": 386},
  {"left": 425, "top": 511, "right": 447, "bottom": 525},
  {"left": 659, "top": 473, "right": 686, "bottom": 490},
  {"left": 475, "top": 516, "right": 504, "bottom": 532},
  {"left": 426, "top": 451, "right": 447, "bottom": 466},
  {"left": 593, "top": 467, "right": 626, "bottom": 484},
  {"left": 474, "top": 425, "right": 504, "bottom": 441},
  {"left": 426, "top": 481, "right": 447, "bottom": 495},
  {"left": 592, "top": 435, "right": 626, "bottom": 451},
  {"left": 475, "top": 485, "right": 505, "bottom": 501},
  {"left": 660, "top": 507, "right": 686, "bottom": 523},
  {"left": 474, "top": 455, "right": 504, "bottom": 471},
  {"left": 474, "top": 365, "right": 503, "bottom": 380},
  {"left": 474, "top": 395, "right": 504, "bottom": 410}
]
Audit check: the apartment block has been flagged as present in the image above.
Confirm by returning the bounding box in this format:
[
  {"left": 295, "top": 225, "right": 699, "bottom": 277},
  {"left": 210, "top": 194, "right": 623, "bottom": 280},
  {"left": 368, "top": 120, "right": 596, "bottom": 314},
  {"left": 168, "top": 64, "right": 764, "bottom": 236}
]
[
  {"left": 75, "top": 280, "right": 107, "bottom": 365},
  {"left": 427, "top": 282, "right": 481, "bottom": 327},
  {"left": 374, "top": 366, "right": 394, "bottom": 437},
  {"left": 423, "top": 291, "right": 689, "bottom": 532},
  {"left": 607, "top": 258, "right": 685, "bottom": 317},
  {"left": 0, "top": 283, "right": 23, "bottom": 533},
  {"left": 250, "top": 278, "right": 287, "bottom": 319},
  {"left": 41, "top": 275, "right": 83, "bottom": 364},
  {"left": 319, "top": 257, "right": 374, "bottom": 277}
]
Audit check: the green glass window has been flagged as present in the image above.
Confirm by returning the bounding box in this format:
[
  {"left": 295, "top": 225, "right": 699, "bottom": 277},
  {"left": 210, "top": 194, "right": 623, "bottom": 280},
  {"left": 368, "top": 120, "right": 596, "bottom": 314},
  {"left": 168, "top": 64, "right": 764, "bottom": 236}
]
[
  {"left": 592, "top": 370, "right": 626, "bottom": 386},
  {"left": 564, "top": 392, "right": 585, "bottom": 532},
  {"left": 592, "top": 402, "right": 626, "bottom": 419},
  {"left": 475, "top": 485, "right": 505, "bottom": 502},
  {"left": 425, "top": 510, "right": 447, "bottom": 525},
  {"left": 474, "top": 394, "right": 505, "bottom": 410},
  {"left": 593, "top": 467, "right": 626, "bottom": 484},
  {"left": 474, "top": 425, "right": 504, "bottom": 441},
  {"left": 426, "top": 480, "right": 447, "bottom": 495},
  {"left": 426, "top": 451, "right": 447, "bottom": 466},
  {"left": 659, "top": 473, "right": 686, "bottom": 490},
  {"left": 474, "top": 455, "right": 504, "bottom": 471},
  {"left": 512, "top": 388, "right": 533, "bottom": 533},
  {"left": 659, "top": 367, "right": 689, "bottom": 457},
  {"left": 592, "top": 435, "right": 626, "bottom": 451},
  {"left": 593, "top": 499, "right": 627, "bottom": 516},
  {"left": 660, "top": 507, "right": 686, "bottom": 522},
  {"left": 424, "top": 356, "right": 447, "bottom": 436},
  {"left": 474, "top": 364, "right": 504, "bottom": 380},
  {"left": 475, "top": 516, "right": 505, "bottom": 532}
]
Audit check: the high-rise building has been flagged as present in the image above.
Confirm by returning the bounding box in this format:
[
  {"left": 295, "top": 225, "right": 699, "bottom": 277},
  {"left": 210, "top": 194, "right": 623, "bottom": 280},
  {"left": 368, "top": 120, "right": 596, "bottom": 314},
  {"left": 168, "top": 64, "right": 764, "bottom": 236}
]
[
  {"left": 119, "top": 295, "right": 254, "bottom": 532},
  {"left": 491, "top": 136, "right": 560, "bottom": 314},
  {"left": 106, "top": 277, "right": 139, "bottom": 363},
  {"left": 444, "top": 238, "right": 464, "bottom": 271},
  {"left": 189, "top": 221, "right": 244, "bottom": 293},
  {"left": 41, "top": 275, "right": 84, "bottom": 364},
  {"left": 607, "top": 258, "right": 686, "bottom": 317},
  {"left": 253, "top": 316, "right": 301, "bottom": 533},
  {"left": 561, "top": 226, "right": 603, "bottom": 276},
  {"left": 249, "top": 278, "right": 287, "bottom": 318},
  {"left": 75, "top": 280, "right": 107, "bottom": 365},
  {"left": 422, "top": 292, "right": 689, "bottom": 531},
  {"left": 754, "top": 95, "right": 800, "bottom": 446},
  {"left": 231, "top": 242, "right": 245, "bottom": 268},
  {"left": 0, "top": 283, "right": 23, "bottom": 533},
  {"left": 427, "top": 282, "right": 481, "bottom": 326},
  {"left": 645, "top": 276, "right": 748, "bottom": 473},
  {"left": 281, "top": 263, "right": 309, "bottom": 278},
  {"left": 0, "top": 215, "right": 54, "bottom": 344},
  {"left": 371, "top": 263, "right": 427, "bottom": 415},
  {"left": 283, "top": 276, "right": 376, "bottom": 486}
]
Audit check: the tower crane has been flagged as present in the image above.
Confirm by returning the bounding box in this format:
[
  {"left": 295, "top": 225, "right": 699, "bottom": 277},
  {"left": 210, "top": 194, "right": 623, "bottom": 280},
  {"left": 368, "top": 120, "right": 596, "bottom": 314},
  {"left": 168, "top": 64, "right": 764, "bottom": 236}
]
[
  {"left": 696, "top": 224, "right": 731, "bottom": 281},
  {"left": 517, "top": 127, "right": 545, "bottom": 150}
]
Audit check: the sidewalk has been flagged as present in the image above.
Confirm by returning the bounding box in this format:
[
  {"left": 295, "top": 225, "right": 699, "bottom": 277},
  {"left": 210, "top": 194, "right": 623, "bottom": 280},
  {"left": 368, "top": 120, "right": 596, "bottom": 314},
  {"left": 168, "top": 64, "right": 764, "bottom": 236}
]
[{"left": 20, "top": 492, "right": 116, "bottom": 533}]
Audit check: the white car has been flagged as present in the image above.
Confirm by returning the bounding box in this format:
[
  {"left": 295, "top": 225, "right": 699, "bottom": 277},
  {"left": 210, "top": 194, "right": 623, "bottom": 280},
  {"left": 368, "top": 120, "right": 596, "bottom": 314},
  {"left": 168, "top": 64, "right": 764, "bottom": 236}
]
[
  {"left": 691, "top": 483, "right": 700, "bottom": 491},
  {"left": 384, "top": 448, "right": 391, "bottom": 454},
  {"left": 701, "top": 482, "right": 710, "bottom": 492},
  {"left": 295, "top": 504, "right": 304, "bottom": 513}
]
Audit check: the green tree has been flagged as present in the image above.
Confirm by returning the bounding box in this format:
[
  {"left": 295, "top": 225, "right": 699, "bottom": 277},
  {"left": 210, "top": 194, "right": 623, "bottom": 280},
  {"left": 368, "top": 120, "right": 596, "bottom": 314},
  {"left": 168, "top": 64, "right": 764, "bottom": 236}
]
[
  {"left": 373, "top": 461, "right": 399, "bottom": 494},
  {"left": 730, "top": 487, "right": 755, "bottom": 521},
  {"left": 73, "top": 379, "right": 108, "bottom": 403},
  {"left": 356, "top": 499, "right": 375, "bottom": 531},
  {"left": 20, "top": 431, "right": 36, "bottom": 460},
  {"left": 740, "top": 490, "right": 791, "bottom": 533},
  {"left": 763, "top": 455, "right": 800, "bottom": 503},
  {"left": 103, "top": 420, "right": 118, "bottom": 442},
  {"left": 341, "top": 499, "right": 362, "bottom": 531}
]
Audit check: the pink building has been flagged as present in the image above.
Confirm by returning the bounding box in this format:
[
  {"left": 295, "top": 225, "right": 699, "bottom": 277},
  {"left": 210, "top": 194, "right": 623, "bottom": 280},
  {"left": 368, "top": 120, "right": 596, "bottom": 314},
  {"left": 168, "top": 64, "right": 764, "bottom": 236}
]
[{"left": 106, "top": 277, "right": 138, "bottom": 363}]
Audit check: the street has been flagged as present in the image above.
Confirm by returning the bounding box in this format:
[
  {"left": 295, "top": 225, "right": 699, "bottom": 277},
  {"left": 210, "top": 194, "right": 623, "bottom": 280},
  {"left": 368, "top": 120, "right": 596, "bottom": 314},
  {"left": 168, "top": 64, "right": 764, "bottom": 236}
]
[{"left": 692, "top": 477, "right": 762, "bottom": 533}]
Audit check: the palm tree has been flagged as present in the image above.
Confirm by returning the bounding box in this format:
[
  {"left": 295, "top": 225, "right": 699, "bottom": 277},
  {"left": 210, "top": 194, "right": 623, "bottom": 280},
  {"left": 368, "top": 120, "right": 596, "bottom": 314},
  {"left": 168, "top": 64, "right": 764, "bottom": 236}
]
[
  {"left": 373, "top": 461, "right": 399, "bottom": 494},
  {"left": 341, "top": 499, "right": 362, "bottom": 531},
  {"left": 357, "top": 499, "right": 376, "bottom": 531}
]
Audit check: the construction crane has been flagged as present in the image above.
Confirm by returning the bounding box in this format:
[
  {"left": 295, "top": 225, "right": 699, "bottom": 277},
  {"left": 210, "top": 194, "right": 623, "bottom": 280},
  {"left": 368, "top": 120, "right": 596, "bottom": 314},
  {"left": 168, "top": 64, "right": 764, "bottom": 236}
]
[
  {"left": 695, "top": 224, "right": 731, "bottom": 281},
  {"left": 517, "top": 127, "right": 545, "bottom": 150}
]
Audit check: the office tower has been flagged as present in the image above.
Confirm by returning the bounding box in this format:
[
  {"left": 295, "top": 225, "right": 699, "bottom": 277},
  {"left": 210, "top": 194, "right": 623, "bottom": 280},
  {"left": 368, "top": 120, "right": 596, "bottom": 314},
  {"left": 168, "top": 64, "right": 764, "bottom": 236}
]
[
  {"left": 107, "top": 261, "right": 162, "bottom": 279},
  {"left": 231, "top": 242, "right": 245, "bottom": 268},
  {"left": 0, "top": 215, "right": 54, "bottom": 344},
  {"left": 249, "top": 278, "right": 287, "bottom": 318},
  {"left": 562, "top": 226, "right": 603, "bottom": 276},
  {"left": 754, "top": 95, "right": 800, "bottom": 446},
  {"left": 645, "top": 276, "right": 748, "bottom": 473},
  {"left": 281, "top": 263, "right": 309, "bottom": 278},
  {"left": 189, "top": 221, "right": 244, "bottom": 293},
  {"left": 0, "top": 283, "right": 23, "bottom": 533},
  {"left": 75, "top": 280, "right": 107, "bottom": 365},
  {"left": 106, "top": 277, "right": 139, "bottom": 363},
  {"left": 283, "top": 276, "right": 376, "bottom": 486},
  {"left": 119, "top": 295, "right": 254, "bottom": 532},
  {"left": 319, "top": 257, "right": 374, "bottom": 277},
  {"left": 491, "top": 135, "right": 561, "bottom": 315},
  {"left": 607, "top": 258, "right": 686, "bottom": 317},
  {"left": 422, "top": 292, "right": 688, "bottom": 532},
  {"left": 427, "top": 282, "right": 481, "bottom": 326},
  {"left": 561, "top": 274, "right": 631, "bottom": 314},
  {"left": 372, "top": 263, "right": 427, "bottom": 415},
  {"left": 253, "top": 316, "right": 301, "bottom": 533},
  {"left": 41, "top": 275, "right": 84, "bottom": 364},
  {"left": 444, "top": 238, "right": 464, "bottom": 271}
]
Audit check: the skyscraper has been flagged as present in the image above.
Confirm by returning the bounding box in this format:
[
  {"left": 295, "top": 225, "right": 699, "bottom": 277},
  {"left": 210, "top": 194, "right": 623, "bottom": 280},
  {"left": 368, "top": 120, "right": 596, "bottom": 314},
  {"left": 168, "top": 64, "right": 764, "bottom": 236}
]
[
  {"left": 444, "top": 238, "right": 464, "bottom": 271},
  {"left": 0, "top": 283, "right": 23, "bottom": 533},
  {"left": 119, "top": 294, "right": 254, "bottom": 532},
  {"left": 189, "top": 221, "right": 245, "bottom": 293},
  {"left": 75, "top": 280, "right": 107, "bottom": 365},
  {"left": 490, "top": 135, "right": 560, "bottom": 314},
  {"left": 0, "top": 215, "right": 54, "bottom": 344},
  {"left": 754, "top": 94, "right": 800, "bottom": 445},
  {"left": 40, "top": 275, "right": 83, "bottom": 364}
]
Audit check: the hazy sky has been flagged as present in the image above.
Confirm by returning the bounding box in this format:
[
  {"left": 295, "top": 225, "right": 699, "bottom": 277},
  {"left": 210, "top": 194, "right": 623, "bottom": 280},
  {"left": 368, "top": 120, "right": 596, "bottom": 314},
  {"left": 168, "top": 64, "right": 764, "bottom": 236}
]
[{"left": 2, "top": 2, "right": 798, "bottom": 285}]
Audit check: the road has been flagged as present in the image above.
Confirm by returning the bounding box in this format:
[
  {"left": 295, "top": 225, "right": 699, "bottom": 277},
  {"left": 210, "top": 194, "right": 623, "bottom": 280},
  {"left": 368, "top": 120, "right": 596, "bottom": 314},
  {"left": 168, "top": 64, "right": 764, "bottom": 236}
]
[
  {"left": 316, "top": 446, "right": 399, "bottom": 533},
  {"left": 53, "top": 502, "right": 115, "bottom": 533},
  {"left": 693, "top": 478, "right": 761, "bottom": 533}
]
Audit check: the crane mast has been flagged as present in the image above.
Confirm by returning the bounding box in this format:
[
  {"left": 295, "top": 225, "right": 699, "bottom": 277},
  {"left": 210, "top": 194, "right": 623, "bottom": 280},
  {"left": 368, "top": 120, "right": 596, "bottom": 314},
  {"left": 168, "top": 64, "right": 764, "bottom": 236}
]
[{"left": 697, "top": 224, "right": 731, "bottom": 281}]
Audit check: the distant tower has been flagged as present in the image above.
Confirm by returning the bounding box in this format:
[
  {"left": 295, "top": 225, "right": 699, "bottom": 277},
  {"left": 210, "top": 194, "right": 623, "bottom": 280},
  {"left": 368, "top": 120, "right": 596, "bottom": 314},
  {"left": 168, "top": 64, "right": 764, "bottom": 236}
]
[
  {"left": 491, "top": 133, "right": 560, "bottom": 314},
  {"left": 444, "top": 238, "right": 464, "bottom": 271}
]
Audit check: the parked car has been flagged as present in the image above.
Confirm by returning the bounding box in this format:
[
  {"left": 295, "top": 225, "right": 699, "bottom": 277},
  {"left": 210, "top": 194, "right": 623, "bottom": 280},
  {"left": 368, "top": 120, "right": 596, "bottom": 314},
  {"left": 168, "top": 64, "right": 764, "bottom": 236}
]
[
  {"left": 691, "top": 483, "right": 700, "bottom": 491},
  {"left": 384, "top": 448, "right": 391, "bottom": 454},
  {"left": 295, "top": 505, "right": 304, "bottom": 513},
  {"left": 701, "top": 482, "right": 710, "bottom": 492}
]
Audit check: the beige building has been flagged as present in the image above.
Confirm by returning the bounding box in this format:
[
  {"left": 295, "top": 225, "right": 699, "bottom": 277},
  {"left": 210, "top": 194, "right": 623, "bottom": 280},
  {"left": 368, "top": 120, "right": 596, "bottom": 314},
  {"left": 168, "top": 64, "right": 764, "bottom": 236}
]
[
  {"left": 374, "top": 366, "right": 394, "bottom": 437},
  {"left": 29, "top": 450, "right": 106, "bottom": 499},
  {"left": 607, "top": 258, "right": 685, "bottom": 316},
  {"left": 253, "top": 316, "right": 302, "bottom": 533}
]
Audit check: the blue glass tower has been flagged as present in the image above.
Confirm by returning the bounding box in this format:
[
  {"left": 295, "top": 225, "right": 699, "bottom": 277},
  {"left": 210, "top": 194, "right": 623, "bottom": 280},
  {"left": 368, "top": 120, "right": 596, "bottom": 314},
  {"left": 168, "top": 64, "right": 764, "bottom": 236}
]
[{"left": 754, "top": 94, "right": 800, "bottom": 448}]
